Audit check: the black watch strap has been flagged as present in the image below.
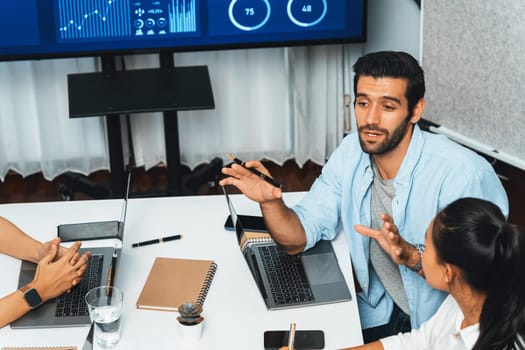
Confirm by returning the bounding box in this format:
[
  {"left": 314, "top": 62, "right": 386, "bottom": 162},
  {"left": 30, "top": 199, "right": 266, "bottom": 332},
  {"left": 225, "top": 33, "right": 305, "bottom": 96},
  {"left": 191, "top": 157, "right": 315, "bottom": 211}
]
[{"left": 20, "top": 285, "right": 43, "bottom": 309}]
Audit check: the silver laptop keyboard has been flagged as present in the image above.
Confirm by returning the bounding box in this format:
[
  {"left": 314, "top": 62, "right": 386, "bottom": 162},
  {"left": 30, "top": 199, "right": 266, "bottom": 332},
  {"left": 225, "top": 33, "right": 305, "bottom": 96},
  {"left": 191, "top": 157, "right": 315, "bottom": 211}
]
[
  {"left": 259, "top": 245, "right": 314, "bottom": 305},
  {"left": 55, "top": 254, "right": 103, "bottom": 317}
]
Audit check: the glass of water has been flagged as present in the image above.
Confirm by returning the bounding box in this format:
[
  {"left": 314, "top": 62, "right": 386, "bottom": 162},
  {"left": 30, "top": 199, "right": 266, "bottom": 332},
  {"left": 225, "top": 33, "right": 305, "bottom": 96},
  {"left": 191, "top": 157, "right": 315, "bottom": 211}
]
[{"left": 85, "top": 286, "right": 123, "bottom": 349}]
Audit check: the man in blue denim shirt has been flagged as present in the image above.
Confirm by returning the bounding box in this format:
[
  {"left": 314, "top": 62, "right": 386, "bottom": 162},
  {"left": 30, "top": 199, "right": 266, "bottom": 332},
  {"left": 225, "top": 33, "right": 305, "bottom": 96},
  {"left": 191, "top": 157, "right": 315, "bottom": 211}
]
[{"left": 220, "top": 51, "right": 508, "bottom": 342}]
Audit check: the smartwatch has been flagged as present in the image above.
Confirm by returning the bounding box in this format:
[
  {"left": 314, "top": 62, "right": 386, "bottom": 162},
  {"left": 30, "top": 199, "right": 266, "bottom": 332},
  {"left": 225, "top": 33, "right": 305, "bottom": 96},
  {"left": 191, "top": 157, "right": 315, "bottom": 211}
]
[
  {"left": 20, "top": 285, "right": 42, "bottom": 309},
  {"left": 408, "top": 243, "right": 425, "bottom": 273}
]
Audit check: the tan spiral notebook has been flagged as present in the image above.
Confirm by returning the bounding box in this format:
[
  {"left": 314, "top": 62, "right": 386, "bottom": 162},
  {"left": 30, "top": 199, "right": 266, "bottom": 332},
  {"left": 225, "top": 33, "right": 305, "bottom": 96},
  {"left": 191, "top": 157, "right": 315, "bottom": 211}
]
[
  {"left": 240, "top": 230, "right": 273, "bottom": 251},
  {"left": 136, "top": 257, "right": 217, "bottom": 311}
]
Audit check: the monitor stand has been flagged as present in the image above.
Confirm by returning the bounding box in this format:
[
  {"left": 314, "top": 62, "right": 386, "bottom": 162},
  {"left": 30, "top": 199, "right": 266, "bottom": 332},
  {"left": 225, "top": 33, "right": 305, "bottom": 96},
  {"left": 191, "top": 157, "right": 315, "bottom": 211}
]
[{"left": 65, "top": 52, "right": 216, "bottom": 197}]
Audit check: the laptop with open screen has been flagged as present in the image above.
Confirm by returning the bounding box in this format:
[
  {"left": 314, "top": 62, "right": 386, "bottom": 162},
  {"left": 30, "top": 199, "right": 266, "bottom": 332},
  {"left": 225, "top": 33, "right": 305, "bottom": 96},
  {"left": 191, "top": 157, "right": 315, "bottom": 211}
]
[
  {"left": 221, "top": 187, "right": 351, "bottom": 310},
  {"left": 56, "top": 174, "right": 131, "bottom": 243},
  {"left": 11, "top": 174, "right": 131, "bottom": 329}
]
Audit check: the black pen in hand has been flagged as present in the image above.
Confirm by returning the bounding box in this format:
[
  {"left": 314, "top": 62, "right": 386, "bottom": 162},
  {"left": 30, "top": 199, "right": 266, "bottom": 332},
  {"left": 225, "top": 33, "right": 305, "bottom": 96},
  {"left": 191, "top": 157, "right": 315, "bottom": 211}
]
[
  {"left": 131, "top": 234, "right": 182, "bottom": 248},
  {"left": 227, "top": 154, "right": 282, "bottom": 189}
]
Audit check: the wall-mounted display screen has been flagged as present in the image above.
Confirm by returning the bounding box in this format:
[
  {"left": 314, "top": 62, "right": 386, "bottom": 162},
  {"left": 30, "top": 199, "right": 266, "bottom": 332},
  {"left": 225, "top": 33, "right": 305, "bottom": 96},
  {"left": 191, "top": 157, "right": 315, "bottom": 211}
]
[{"left": 0, "top": 0, "right": 366, "bottom": 61}]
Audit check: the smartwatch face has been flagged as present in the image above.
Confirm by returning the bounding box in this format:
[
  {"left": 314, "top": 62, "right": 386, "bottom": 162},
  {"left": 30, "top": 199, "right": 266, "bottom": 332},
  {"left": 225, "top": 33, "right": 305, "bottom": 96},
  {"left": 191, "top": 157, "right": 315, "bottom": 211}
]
[{"left": 24, "top": 288, "right": 42, "bottom": 308}]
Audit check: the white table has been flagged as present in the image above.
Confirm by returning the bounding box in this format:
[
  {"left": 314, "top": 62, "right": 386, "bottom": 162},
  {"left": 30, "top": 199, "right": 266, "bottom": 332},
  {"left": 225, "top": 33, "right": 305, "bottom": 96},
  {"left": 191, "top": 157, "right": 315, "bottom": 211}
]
[{"left": 0, "top": 192, "right": 363, "bottom": 349}]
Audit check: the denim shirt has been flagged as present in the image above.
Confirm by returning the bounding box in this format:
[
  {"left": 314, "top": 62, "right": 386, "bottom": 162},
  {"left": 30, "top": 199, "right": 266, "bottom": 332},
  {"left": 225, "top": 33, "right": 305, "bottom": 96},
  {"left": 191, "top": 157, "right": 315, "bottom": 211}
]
[{"left": 292, "top": 125, "right": 509, "bottom": 330}]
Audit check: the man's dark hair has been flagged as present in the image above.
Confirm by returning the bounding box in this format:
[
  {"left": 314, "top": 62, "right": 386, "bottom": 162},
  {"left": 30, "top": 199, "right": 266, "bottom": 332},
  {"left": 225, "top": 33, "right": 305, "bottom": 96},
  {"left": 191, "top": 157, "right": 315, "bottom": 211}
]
[{"left": 352, "top": 51, "right": 425, "bottom": 113}]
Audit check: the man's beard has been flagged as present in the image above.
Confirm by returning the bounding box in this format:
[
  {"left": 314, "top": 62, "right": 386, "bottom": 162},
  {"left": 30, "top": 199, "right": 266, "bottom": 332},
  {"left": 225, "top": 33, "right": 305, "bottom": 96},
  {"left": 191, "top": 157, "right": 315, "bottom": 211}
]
[{"left": 358, "top": 115, "right": 412, "bottom": 155}]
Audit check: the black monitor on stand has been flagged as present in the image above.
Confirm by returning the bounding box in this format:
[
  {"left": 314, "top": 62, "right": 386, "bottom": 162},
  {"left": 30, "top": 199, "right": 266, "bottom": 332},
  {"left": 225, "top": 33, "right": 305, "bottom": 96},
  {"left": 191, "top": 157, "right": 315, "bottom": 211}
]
[{"left": 2, "top": 1, "right": 366, "bottom": 198}]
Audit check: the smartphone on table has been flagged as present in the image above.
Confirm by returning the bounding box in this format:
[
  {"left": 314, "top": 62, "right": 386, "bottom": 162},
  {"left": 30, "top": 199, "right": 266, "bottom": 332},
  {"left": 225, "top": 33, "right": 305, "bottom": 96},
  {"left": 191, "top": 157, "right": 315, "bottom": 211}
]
[
  {"left": 263, "top": 330, "right": 325, "bottom": 350},
  {"left": 224, "top": 214, "right": 267, "bottom": 232}
]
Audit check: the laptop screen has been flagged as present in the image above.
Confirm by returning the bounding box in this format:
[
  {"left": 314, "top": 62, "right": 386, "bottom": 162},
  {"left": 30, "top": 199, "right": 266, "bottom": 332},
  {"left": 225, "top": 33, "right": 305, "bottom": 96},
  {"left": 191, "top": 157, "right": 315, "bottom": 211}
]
[
  {"left": 119, "top": 172, "right": 131, "bottom": 234},
  {"left": 221, "top": 186, "right": 244, "bottom": 244}
]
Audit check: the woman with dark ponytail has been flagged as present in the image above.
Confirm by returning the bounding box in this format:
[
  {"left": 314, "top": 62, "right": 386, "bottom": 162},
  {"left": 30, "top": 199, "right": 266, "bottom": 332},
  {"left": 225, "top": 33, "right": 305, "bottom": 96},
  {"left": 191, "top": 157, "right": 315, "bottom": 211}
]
[{"left": 336, "top": 197, "right": 525, "bottom": 350}]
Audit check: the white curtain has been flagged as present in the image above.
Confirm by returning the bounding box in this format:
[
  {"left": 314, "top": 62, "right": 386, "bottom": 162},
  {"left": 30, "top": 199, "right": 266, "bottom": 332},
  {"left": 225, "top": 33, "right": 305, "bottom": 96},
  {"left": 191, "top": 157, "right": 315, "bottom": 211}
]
[
  {"left": 0, "top": 45, "right": 362, "bottom": 181},
  {"left": 128, "top": 45, "right": 357, "bottom": 170},
  {"left": 0, "top": 58, "right": 108, "bottom": 181}
]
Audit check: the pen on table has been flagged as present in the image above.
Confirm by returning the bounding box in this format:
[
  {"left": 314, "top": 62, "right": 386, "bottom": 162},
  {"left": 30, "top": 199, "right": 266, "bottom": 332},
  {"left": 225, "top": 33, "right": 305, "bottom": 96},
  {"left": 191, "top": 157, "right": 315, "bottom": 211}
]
[
  {"left": 227, "top": 153, "right": 282, "bottom": 189},
  {"left": 131, "top": 234, "right": 182, "bottom": 248},
  {"left": 288, "top": 322, "right": 296, "bottom": 350}
]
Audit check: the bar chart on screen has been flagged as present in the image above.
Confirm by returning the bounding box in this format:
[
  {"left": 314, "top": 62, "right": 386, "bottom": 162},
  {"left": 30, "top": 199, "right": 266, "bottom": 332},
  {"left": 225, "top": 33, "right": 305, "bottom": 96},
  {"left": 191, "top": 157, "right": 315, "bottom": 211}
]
[{"left": 56, "top": 0, "right": 197, "bottom": 42}]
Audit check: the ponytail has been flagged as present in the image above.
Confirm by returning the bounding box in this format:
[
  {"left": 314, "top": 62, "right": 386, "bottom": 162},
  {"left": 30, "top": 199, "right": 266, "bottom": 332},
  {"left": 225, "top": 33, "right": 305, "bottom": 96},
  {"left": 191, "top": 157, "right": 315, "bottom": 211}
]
[
  {"left": 475, "top": 222, "right": 525, "bottom": 350},
  {"left": 432, "top": 198, "right": 525, "bottom": 350}
]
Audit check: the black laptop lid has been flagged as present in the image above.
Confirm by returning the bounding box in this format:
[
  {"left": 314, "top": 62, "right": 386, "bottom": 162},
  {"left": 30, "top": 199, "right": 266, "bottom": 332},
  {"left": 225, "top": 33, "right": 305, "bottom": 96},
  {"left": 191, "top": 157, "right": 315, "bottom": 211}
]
[
  {"left": 57, "top": 172, "right": 131, "bottom": 242},
  {"left": 221, "top": 186, "right": 244, "bottom": 244}
]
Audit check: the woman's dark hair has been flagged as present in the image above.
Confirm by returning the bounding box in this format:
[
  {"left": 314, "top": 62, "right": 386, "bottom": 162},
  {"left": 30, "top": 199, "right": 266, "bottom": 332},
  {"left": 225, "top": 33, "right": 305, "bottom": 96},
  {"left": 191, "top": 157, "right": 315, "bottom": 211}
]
[
  {"left": 352, "top": 51, "right": 425, "bottom": 114},
  {"left": 432, "top": 197, "right": 525, "bottom": 350}
]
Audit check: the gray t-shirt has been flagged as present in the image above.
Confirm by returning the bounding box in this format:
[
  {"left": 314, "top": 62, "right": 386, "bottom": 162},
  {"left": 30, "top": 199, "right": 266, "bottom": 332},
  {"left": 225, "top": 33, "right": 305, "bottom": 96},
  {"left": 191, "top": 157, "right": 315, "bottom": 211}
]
[{"left": 369, "top": 162, "right": 410, "bottom": 315}]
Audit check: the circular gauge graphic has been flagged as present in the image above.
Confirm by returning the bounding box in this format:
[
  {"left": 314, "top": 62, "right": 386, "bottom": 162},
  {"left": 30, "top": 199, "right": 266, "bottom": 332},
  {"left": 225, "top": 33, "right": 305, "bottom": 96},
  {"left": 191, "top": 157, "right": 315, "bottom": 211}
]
[
  {"left": 134, "top": 19, "right": 144, "bottom": 29},
  {"left": 287, "top": 0, "right": 327, "bottom": 27},
  {"left": 157, "top": 18, "right": 167, "bottom": 28},
  {"left": 228, "top": 0, "right": 271, "bottom": 31},
  {"left": 145, "top": 18, "right": 156, "bottom": 28}
]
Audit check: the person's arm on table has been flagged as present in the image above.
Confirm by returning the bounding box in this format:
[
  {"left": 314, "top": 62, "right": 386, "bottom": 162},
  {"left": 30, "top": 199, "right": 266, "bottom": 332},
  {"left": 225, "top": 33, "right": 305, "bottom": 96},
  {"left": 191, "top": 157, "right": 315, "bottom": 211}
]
[
  {"left": 221, "top": 160, "right": 306, "bottom": 254},
  {"left": 0, "top": 216, "right": 50, "bottom": 263},
  {"left": 0, "top": 241, "right": 90, "bottom": 328},
  {"left": 0, "top": 216, "right": 75, "bottom": 263},
  {"left": 0, "top": 217, "right": 90, "bottom": 328}
]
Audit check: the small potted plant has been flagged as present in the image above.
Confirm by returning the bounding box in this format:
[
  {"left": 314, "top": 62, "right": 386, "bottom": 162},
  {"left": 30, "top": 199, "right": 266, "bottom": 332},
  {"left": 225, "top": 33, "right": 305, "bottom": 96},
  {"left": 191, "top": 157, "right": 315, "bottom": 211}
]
[
  {"left": 177, "top": 302, "right": 205, "bottom": 342},
  {"left": 177, "top": 302, "right": 204, "bottom": 325}
]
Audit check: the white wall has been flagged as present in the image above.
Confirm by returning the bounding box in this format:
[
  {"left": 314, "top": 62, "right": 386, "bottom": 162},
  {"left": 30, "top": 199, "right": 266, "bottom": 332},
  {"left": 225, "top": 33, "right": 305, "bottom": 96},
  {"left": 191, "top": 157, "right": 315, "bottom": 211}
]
[
  {"left": 364, "top": 0, "right": 421, "bottom": 59},
  {"left": 422, "top": 1, "right": 525, "bottom": 170}
]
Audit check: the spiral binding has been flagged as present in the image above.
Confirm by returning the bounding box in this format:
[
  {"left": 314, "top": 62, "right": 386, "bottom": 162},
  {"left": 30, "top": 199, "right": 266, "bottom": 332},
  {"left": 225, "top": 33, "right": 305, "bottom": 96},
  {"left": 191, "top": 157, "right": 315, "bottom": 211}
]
[
  {"left": 247, "top": 237, "right": 273, "bottom": 244},
  {"left": 241, "top": 236, "right": 274, "bottom": 251},
  {"left": 196, "top": 262, "right": 218, "bottom": 307}
]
